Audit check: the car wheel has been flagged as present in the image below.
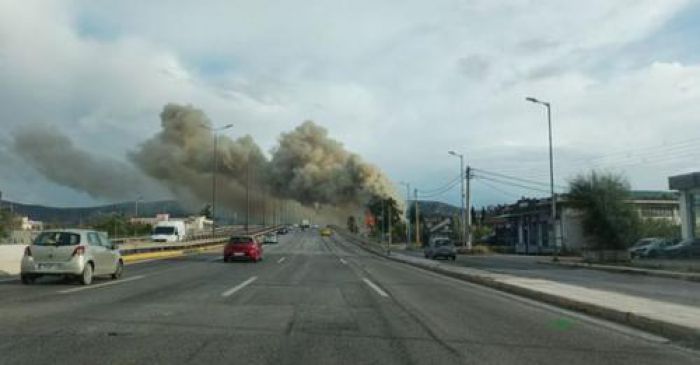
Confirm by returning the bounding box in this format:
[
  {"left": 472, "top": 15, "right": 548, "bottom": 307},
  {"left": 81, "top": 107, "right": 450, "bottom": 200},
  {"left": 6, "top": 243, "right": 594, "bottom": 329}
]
[
  {"left": 21, "top": 274, "right": 34, "bottom": 285},
  {"left": 223, "top": 256, "right": 229, "bottom": 263},
  {"left": 451, "top": 255, "right": 456, "bottom": 261},
  {"left": 111, "top": 260, "right": 123, "bottom": 280},
  {"left": 80, "top": 263, "right": 93, "bottom": 286}
]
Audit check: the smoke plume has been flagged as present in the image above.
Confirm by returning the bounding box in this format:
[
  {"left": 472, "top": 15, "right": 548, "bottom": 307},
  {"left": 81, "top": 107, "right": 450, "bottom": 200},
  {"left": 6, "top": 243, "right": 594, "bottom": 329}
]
[
  {"left": 12, "top": 125, "right": 159, "bottom": 200},
  {"left": 13, "top": 103, "right": 402, "bottom": 220}
]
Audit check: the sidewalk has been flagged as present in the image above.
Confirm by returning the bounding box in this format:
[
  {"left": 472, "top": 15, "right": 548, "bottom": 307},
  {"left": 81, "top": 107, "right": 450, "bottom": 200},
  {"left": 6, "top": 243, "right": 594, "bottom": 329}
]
[
  {"left": 390, "top": 251, "right": 700, "bottom": 346},
  {"left": 541, "top": 257, "right": 700, "bottom": 282},
  {"left": 336, "top": 232, "right": 700, "bottom": 347}
]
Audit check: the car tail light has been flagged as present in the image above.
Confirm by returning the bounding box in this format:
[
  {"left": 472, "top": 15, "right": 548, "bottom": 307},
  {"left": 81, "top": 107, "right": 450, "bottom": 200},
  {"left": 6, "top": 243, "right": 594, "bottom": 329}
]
[
  {"left": 72, "top": 246, "right": 86, "bottom": 257},
  {"left": 24, "top": 246, "right": 32, "bottom": 257}
]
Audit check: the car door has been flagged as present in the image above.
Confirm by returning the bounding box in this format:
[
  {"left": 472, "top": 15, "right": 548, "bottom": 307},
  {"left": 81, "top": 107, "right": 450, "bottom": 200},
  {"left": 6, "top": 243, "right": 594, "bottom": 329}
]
[
  {"left": 98, "top": 232, "right": 120, "bottom": 273},
  {"left": 87, "top": 231, "right": 109, "bottom": 275}
]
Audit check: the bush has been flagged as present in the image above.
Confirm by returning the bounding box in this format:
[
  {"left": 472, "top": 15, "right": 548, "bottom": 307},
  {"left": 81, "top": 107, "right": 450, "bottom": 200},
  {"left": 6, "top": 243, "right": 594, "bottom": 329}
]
[{"left": 568, "top": 171, "right": 640, "bottom": 250}]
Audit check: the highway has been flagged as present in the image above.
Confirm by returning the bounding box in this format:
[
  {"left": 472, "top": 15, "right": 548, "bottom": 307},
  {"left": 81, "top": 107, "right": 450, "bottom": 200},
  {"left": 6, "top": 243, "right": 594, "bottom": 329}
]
[{"left": 0, "top": 231, "right": 697, "bottom": 364}]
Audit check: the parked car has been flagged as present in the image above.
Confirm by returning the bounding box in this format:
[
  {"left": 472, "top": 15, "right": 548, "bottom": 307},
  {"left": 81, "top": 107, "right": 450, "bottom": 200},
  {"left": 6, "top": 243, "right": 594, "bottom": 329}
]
[
  {"left": 662, "top": 238, "right": 700, "bottom": 258},
  {"left": 20, "top": 229, "right": 123, "bottom": 285},
  {"left": 628, "top": 237, "right": 677, "bottom": 258},
  {"left": 320, "top": 227, "right": 333, "bottom": 237},
  {"left": 424, "top": 238, "right": 457, "bottom": 260},
  {"left": 224, "top": 235, "right": 263, "bottom": 262},
  {"left": 263, "top": 233, "right": 278, "bottom": 244},
  {"left": 276, "top": 227, "right": 289, "bottom": 235}
]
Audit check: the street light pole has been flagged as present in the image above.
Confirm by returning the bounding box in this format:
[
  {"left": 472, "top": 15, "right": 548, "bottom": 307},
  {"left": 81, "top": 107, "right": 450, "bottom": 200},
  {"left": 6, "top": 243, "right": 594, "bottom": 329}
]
[
  {"left": 449, "top": 151, "right": 467, "bottom": 248},
  {"left": 200, "top": 123, "right": 233, "bottom": 237},
  {"left": 526, "top": 97, "right": 557, "bottom": 260}
]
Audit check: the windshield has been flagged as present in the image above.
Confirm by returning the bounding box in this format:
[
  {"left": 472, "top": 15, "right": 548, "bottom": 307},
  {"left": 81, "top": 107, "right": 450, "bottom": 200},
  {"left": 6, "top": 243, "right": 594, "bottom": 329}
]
[
  {"left": 33, "top": 232, "right": 81, "bottom": 246},
  {"left": 229, "top": 237, "right": 254, "bottom": 245},
  {"left": 153, "top": 226, "right": 176, "bottom": 235}
]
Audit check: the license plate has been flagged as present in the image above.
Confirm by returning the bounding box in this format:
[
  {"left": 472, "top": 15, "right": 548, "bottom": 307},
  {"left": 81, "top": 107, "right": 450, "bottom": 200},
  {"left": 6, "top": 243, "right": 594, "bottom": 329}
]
[
  {"left": 38, "top": 263, "right": 57, "bottom": 270},
  {"left": 233, "top": 252, "right": 245, "bottom": 257}
]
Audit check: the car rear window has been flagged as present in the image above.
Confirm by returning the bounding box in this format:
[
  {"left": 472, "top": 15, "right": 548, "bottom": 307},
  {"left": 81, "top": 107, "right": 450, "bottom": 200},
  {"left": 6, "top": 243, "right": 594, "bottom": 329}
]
[
  {"left": 33, "top": 232, "right": 81, "bottom": 246},
  {"left": 229, "top": 236, "right": 253, "bottom": 244},
  {"left": 435, "top": 240, "right": 452, "bottom": 247}
]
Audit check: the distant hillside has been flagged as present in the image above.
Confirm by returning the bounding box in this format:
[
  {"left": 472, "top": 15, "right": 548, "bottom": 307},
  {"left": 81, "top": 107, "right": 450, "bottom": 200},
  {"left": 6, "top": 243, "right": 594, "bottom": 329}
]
[
  {"left": 407, "top": 200, "right": 461, "bottom": 218},
  {"left": 0, "top": 200, "right": 191, "bottom": 225}
]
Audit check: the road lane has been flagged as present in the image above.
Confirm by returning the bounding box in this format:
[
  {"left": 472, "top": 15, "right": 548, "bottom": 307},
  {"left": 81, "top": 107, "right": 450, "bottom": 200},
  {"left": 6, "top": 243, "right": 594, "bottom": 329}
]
[{"left": 0, "top": 229, "right": 697, "bottom": 364}]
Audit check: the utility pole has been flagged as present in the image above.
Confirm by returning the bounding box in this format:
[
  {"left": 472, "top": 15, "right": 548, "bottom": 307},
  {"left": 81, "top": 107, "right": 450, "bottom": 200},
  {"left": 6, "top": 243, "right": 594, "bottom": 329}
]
[
  {"left": 245, "top": 157, "right": 250, "bottom": 232},
  {"left": 466, "top": 166, "right": 472, "bottom": 250},
  {"left": 400, "top": 182, "right": 411, "bottom": 245},
  {"left": 414, "top": 189, "right": 420, "bottom": 247},
  {"left": 380, "top": 199, "right": 385, "bottom": 244},
  {"left": 388, "top": 201, "right": 392, "bottom": 254}
]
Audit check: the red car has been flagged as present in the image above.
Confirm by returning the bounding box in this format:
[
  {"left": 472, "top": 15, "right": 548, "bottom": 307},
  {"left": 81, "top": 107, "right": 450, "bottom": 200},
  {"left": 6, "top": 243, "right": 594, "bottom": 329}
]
[{"left": 224, "top": 235, "right": 263, "bottom": 262}]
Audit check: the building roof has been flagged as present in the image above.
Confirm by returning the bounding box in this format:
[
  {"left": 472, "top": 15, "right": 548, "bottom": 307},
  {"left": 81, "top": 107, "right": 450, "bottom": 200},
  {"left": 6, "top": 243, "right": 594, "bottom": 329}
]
[
  {"left": 629, "top": 190, "right": 679, "bottom": 201},
  {"left": 669, "top": 172, "right": 700, "bottom": 191}
]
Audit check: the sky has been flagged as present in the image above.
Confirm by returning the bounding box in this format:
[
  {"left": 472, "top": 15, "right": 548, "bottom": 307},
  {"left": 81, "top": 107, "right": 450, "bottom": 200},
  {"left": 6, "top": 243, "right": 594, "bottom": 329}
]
[{"left": 1, "top": 0, "right": 699, "bottom": 209}]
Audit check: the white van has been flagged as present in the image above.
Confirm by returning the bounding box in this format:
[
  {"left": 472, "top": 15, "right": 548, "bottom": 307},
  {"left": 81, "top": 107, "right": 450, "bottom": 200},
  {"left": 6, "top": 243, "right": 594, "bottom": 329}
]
[{"left": 151, "top": 221, "right": 187, "bottom": 243}]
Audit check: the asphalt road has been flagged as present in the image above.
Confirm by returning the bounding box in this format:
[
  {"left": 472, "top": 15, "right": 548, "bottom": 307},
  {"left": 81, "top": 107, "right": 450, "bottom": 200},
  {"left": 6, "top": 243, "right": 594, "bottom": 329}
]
[
  {"left": 401, "top": 250, "right": 700, "bottom": 307},
  {"left": 0, "top": 231, "right": 697, "bottom": 364}
]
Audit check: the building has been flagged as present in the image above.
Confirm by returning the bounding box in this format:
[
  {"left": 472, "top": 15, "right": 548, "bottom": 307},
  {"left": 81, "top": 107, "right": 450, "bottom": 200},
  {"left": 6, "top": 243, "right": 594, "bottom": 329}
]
[
  {"left": 486, "top": 190, "right": 680, "bottom": 254},
  {"left": 669, "top": 172, "right": 700, "bottom": 240}
]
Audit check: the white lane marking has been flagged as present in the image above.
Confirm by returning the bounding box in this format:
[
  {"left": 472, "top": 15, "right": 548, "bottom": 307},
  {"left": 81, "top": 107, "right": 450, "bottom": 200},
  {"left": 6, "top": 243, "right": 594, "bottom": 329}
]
[
  {"left": 277, "top": 257, "right": 286, "bottom": 264},
  {"left": 0, "top": 277, "right": 18, "bottom": 283},
  {"left": 58, "top": 275, "right": 146, "bottom": 294},
  {"left": 221, "top": 276, "right": 257, "bottom": 297},
  {"left": 362, "top": 278, "right": 389, "bottom": 298},
  {"left": 339, "top": 258, "right": 347, "bottom": 265}
]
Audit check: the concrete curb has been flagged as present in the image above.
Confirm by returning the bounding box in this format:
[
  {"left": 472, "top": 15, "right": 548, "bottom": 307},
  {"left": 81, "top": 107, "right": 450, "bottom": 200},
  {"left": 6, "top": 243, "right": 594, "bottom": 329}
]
[
  {"left": 334, "top": 230, "right": 700, "bottom": 348},
  {"left": 538, "top": 260, "right": 700, "bottom": 283}
]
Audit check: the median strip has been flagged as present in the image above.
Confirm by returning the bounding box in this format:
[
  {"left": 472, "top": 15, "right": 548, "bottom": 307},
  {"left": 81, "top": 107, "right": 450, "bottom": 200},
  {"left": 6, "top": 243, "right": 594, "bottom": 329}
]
[
  {"left": 58, "top": 275, "right": 146, "bottom": 294},
  {"left": 222, "top": 276, "right": 257, "bottom": 297}
]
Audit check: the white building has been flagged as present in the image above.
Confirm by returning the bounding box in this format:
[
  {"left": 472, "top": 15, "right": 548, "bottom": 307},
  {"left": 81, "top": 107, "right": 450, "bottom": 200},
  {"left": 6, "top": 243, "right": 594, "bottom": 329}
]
[{"left": 669, "top": 172, "right": 700, "bottom": 240}]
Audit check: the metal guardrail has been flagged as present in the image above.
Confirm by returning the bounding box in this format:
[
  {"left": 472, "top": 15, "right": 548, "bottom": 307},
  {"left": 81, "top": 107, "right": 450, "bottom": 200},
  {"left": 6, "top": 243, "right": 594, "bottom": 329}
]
[{"left": 118, "top": 225, "right": 283, "bottom": 256}]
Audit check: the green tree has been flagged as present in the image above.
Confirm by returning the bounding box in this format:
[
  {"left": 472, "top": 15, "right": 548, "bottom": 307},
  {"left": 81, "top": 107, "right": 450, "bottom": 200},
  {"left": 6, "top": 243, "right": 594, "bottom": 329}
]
[
  {"left": 367, "top": 196, "right": 403, "bottom": 241},
  {"left": 90, "top": 214, "right": 152, "bottom": 238},
  {"left": 0, "top": 209, "right": 18, "bottom": 238},
  {"left": 568, "top": 171, "right": 640, "bottom": 250},
  {"left": 637, "top": 218, "right": 681, "bottom": 240}
]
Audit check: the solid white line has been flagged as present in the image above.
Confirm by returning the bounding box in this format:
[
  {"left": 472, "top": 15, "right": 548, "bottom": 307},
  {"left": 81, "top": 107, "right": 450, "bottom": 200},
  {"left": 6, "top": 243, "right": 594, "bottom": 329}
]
[
  {"left": 0, "top": 277, "right": 18, "bottom": 283},
  {"left": 277, "top": 257, "right": 286, "bottom": 263},
  {"left": 339, "top": 258, "right": 347, "bottom": 265},
  {"left": 362, "top": 277, "right": 389, "bottom": 298},
  {"left": 221, "top": 276, "right": 257, "bottom": 297},
  {"left": 58, "top": 275, "right": 146, "bottom": 294}
]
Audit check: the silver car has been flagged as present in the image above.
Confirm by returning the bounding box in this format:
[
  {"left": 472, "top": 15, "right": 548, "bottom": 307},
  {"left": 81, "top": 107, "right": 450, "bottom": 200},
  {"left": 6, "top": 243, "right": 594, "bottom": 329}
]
[
  {"left": 424, "top": 238, "right": 457, "bottom": 260},
  {"left": 20, "top": 229, "right": 124, "bottom": 285}
]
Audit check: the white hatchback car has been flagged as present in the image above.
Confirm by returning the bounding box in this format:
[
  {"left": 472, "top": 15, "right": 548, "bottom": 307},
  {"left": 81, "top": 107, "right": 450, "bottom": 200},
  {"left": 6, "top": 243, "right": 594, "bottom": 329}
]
[{"left": 21, "top": 229, "right": 123, "bottom": 285}]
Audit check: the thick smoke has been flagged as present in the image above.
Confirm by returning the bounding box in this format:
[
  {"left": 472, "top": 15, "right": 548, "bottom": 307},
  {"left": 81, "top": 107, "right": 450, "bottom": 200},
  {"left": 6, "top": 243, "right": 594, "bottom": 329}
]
[
  {"left": 13, "top": 103, "right": 402, "bottom": 219},
  {"left": 12, "top": 125, "right": 161, "bottom": 200},
  {"left": 269, "top": 121, "right": 402, "bottom": 208}
]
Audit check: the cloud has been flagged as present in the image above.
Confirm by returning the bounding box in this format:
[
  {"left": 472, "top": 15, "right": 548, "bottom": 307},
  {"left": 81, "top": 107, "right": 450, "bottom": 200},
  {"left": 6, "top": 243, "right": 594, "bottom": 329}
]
[{"left": 0, "top": 0, "right": 697, "bottom": 209}]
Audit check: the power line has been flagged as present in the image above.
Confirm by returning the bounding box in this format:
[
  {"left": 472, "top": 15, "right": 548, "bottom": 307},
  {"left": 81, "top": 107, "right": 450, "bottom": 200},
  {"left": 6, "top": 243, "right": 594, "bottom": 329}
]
[
  {"left": 474, "top": 179, "right": 522, "bottom": 199},
  {"left": 474, "top": 175, "right": 558, "bottom": 194},
  {"left": 417, "top": 178, "right": 461, "bottom": 198},
  {"left": 416, "top": 174, "right": 461, "bottom": 194},
  {"left": 472, "top": 167, "right": 567, "bottom": 190}
]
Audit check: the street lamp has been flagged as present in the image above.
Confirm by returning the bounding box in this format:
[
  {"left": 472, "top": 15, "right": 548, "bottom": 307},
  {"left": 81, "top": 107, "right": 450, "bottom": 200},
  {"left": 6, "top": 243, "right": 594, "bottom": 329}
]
[
  {"left": 200, "top": 123, "right": 233, "bottom": 237},
  {"left": 525, "top": 96, "right": 557, "bottom": 259},
  {"left": 399, "top": 181, "right": 411, "bottom": 245},
  {"left": 448, "top": 151, "right": 468, "bottom": 248}
]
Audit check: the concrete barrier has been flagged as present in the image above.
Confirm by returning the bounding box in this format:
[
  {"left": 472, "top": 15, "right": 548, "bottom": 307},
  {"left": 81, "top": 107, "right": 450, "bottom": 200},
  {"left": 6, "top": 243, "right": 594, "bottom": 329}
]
[{"left": 0, "top": 244, "right": 27, "bottom": 276}]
